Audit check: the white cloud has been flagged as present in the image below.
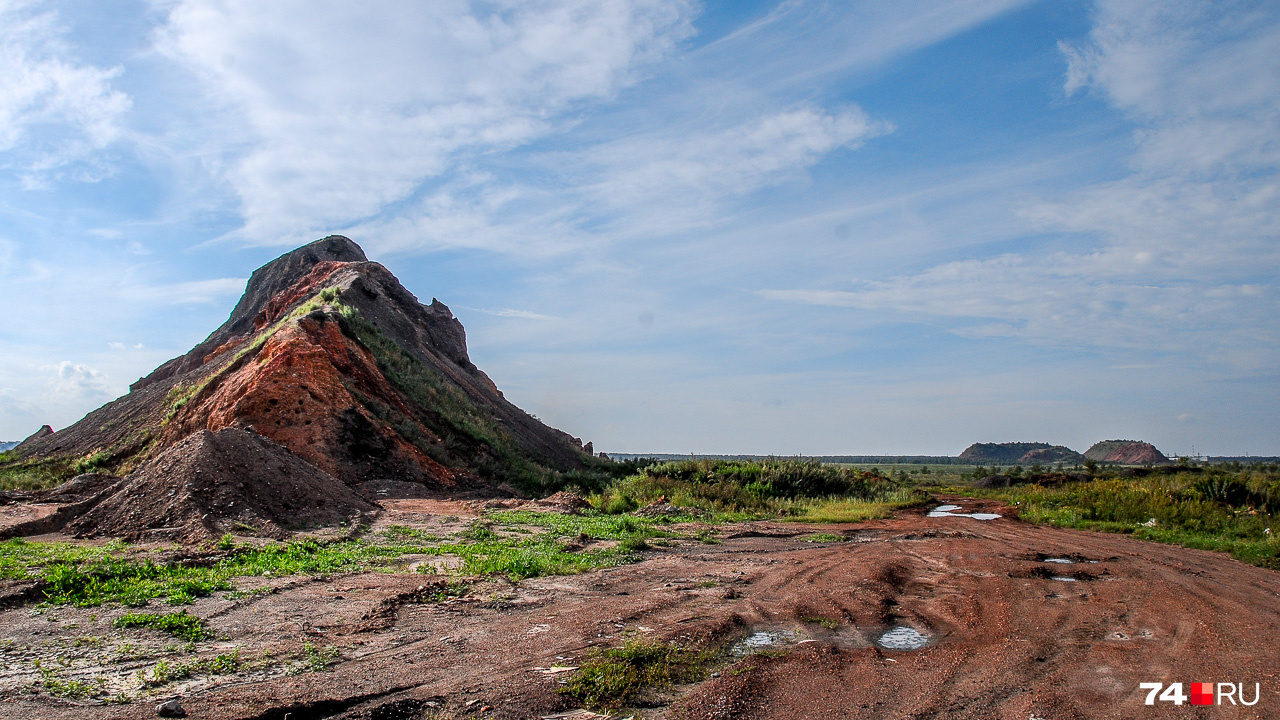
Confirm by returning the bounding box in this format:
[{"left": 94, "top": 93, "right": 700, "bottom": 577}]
[
  {"left": 0, "top": 0, "right": 130, "bottom": 181},
  {"left": 155, "top": 0, "right": 697, "bottom": 244},
  {"left": 119, "top": 277, "right": 247, "bottom": 304},
  {"left": 46, "top": 360, "right": 109, "bottom": 400},
  {"left": 469, "top": 307, "right": 559, "bottom": 321},
  {"left": 579, "top": 106, "right": 889, "bottom": 227},
  {"left": 763, "top": 0, "right": 1280, "bottom": 366}
]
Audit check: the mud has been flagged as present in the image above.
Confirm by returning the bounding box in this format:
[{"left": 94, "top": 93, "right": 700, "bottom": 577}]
[{"left": 3, "top": 496, "right": 1278, "bottom": 719}]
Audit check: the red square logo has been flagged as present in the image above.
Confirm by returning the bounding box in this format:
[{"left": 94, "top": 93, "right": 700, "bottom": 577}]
[{"left": 1190, "top": 682, "right": 1214, "bottom": 706}]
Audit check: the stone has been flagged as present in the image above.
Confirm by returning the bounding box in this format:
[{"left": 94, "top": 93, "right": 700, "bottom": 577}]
[{"left": 156, "top": 698, "right": 186, "bottom": 717}]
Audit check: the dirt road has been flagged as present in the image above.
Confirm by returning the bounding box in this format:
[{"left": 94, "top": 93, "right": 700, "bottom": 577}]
[{"left": 6, "top": 498, "right": 1279, "bottom": 719}]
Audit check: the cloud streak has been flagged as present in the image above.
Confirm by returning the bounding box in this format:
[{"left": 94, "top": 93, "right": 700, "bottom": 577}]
[
  {"left": 155, "top": 0, "right": 697, "bottom": 244},
  {"left": 0, "top": 0, "right": 130, "bottom": 183}
]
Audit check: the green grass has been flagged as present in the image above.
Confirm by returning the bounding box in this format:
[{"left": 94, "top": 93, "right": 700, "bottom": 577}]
[
  {"left": 0, "top": 456, "right": 79, "bottom": 491},
  {"left": 413, "top": 510, "right": 672, "bottom": 580},
  {"left": 783, "top": 489, "right": 929, "bottom": 523},
  {"left": 33, "top": 659, "right": 99, "bottom": 698},
  {"left": 562, "top": 638, "right": 713, "bottom": 711},
  {"left": 977, "top": 467, "right": 1280, "bottom": 569},
  {"left": 0, "top": 509, "right": 675, "bottom": 608},
  {"left": 588, "top": 458, "right": 912, "bottom": 518},
  {"left": 803, "top": 533, "right": 849, "bottom": 543},
  {"left": 114, "top": 610, "right": 212, "bottom": 641},
  {"left": 148, "top": 649, "right": 241, "bottom": 685}
]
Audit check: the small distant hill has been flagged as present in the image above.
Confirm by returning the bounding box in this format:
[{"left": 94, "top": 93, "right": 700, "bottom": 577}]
[
  {"left": 1019, "top": 446, "right": 1086, "bottom": 465},
  {"left": 1084, "top": 440, "right": 1170, "bottom": 465},
  {"left": 958, "top": 442, "right": 1051, "bottom": 464},
  {"left": 0, "top": 442, "right": 17, "bottom": 452}
]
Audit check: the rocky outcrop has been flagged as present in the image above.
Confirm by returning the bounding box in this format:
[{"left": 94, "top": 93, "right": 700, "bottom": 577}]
[
  {"left": 13, "top": 425, "right": 53, "bottom": 453},
  {"left": 9, "top": 236, "right": 589, "bottom": 506},
  {"left": 1084, "top": 440, "right": 1170, "bottom": 465}
]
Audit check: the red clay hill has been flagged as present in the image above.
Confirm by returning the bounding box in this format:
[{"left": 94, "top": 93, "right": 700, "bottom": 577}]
[
  {"left": 1084, "top": 439, "right": 1170, "bottom": 465},
  {"left": 6, "top": 236, "right": 594, "bottom": 539}
]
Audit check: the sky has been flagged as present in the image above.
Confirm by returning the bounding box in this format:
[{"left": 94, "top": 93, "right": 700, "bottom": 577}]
[{"left": 1, "top": 0, "right": 1277, "bottom": 457}]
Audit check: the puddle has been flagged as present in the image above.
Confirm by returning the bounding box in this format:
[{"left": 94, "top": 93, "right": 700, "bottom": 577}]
[
  {"left": 1043, "top": 558, "right": 1074, "bottom": 564},
  {"left": 730, "top": 630, "right": 798, "bottom": 657},
  {"left": 1051, "top": 576, "right": 1077, "bottom": 582},
  {"left": 928, "top": 505, "right": 1001, "bottom": 520},
  {"left": 876, "top": 626, "right": 929, "bottom": 650}
]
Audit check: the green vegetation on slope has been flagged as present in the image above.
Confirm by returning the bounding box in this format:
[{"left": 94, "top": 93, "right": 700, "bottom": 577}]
[
  {"left": 0, "top": 455, "right": 79, "bottom": 491},
  {"left": 335, "top": 301, "right": 637, "bottom": 496}
]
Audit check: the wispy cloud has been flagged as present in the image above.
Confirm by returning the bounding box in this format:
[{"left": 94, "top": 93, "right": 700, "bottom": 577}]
[
  {"left": 0, "top": 0, "right": 130, "bottom": 183},
  {"left": 762, "top": 0, "right": 1280, "bottom": 370},
  {"left": 119, "top": 277, "right": 247, "bottom": 305},
  {"left": 154, "top": 0, "right": 697, "bottom": 245}
]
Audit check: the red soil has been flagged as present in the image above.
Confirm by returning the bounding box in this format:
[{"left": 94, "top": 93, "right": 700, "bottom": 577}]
[{"left": 6, "top": 499, "right": 1276, "bottom": 719}]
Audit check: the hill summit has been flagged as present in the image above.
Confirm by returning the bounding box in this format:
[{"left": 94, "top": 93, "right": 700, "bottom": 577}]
[{"left": 8, "top": 236, "right": 594, "bottom": 538}]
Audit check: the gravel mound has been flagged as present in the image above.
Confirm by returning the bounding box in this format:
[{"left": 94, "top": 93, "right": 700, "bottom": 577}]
[{"left": 68, "top": 428, "right": 377, "bottom": 541}]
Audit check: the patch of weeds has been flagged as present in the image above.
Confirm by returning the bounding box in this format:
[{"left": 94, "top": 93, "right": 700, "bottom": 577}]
[
  {"left": 294, "top": 642, "right": 341, "bottom": 673},
  {"left": 562, "top": 638, "right": 712, "bottom": 711},
  {"left": 693, "top": 529, "right": 721, "bottom": 545},
  {"left": 222, "top": 586, "right": 274, "bottom": 600},
  {"left": 382, "top": 525, "right": 440, "bottom": 544},
  {"left": 425, "top": 580, "right": 469, "bottom": 602},
  {"left": 696, "top": 580, "right": 718, "bottom": 588},
  {"left": 784, "top": 490, "right": 930, "bottom": 523},
  {"left": 805, "top": 533, "right": 847, "bottom": 543},
  {"left": 459, "top": 521, "right": 499, "bottom": 541},
  {"left": 0, "top": 456, "right": 79, "bottom": 491},
  {"left": 33, "top": 659, "right": 97, "bottom": 699},
  {"left": 147, "top": 649, "right": 241, "bottom": 686},
  {"left": 72, "top": 635, "right": 104, "bottom": 648},
  {"left": 618, "top": 534, "right": 651, "bottom": 552},
  {"left": 803, "top": 616, "right": 838, "bottom": 630},
  {"left": 980, "top": 468, "right": 1280, "bottom": 569},
  {"left": 114, "top": 610, "right": 212, "bottom": 642}
]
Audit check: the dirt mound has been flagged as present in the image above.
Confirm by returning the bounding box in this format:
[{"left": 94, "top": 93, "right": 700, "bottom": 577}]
[
  {"left": 1018, "top": 445, "right": 1085, "bottom": 465},
  {"left": 8, "top": 236, "right": 592, "bottom": 499},
  {"left": 66, "top": 428, "right": 377, "bottom": 541},
  {"left": 958, "top": 442, "right": 1050, "bottom": 464},
  {"left": 1084, "top": 439, "right": 1170, "bottom": 464},
  {"left": 527, "top": 491, "right": 593, "bottom": 514}
]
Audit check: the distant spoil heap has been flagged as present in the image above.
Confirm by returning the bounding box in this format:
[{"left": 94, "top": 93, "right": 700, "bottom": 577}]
[
  {"left": 958, "top": 443, "right": 1052, "bottom": 465},
  {"left": 1084, "top": 440, "right": 1170, "bottom": 465},
  {"left": 9, "top": 236, "right": 593, "bottom": 538}
]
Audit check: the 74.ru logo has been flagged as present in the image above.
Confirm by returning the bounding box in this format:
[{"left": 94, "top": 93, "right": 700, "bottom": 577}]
[{"left": 1140, "top": 682, "right": 1260, "bottom": 706}]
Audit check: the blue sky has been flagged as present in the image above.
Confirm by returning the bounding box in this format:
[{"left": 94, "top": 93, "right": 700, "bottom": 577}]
[{"left": 1, "top": 0, "right": 1277, "bottom": 456}]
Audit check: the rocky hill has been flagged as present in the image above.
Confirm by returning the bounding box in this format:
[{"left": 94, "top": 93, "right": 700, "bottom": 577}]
[
  {"left": 4, "top": 236, "right": 594, "bottom": 538},
  {"left": 958, "top": 442, "right": 1051, "bottom": 464},
  {"left": 1084, "top": 440, "right": 1170, "bottom": 465}
]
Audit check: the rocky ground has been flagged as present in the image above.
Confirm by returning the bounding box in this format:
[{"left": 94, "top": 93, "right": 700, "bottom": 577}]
[{"left": 3, "top": 498, "right": 1278, "bottom": 719}]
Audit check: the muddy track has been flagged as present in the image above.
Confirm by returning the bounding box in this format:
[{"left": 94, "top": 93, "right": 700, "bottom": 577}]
[{"left": 5, "top": 498, "right": 1279, "bottom": 719}]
